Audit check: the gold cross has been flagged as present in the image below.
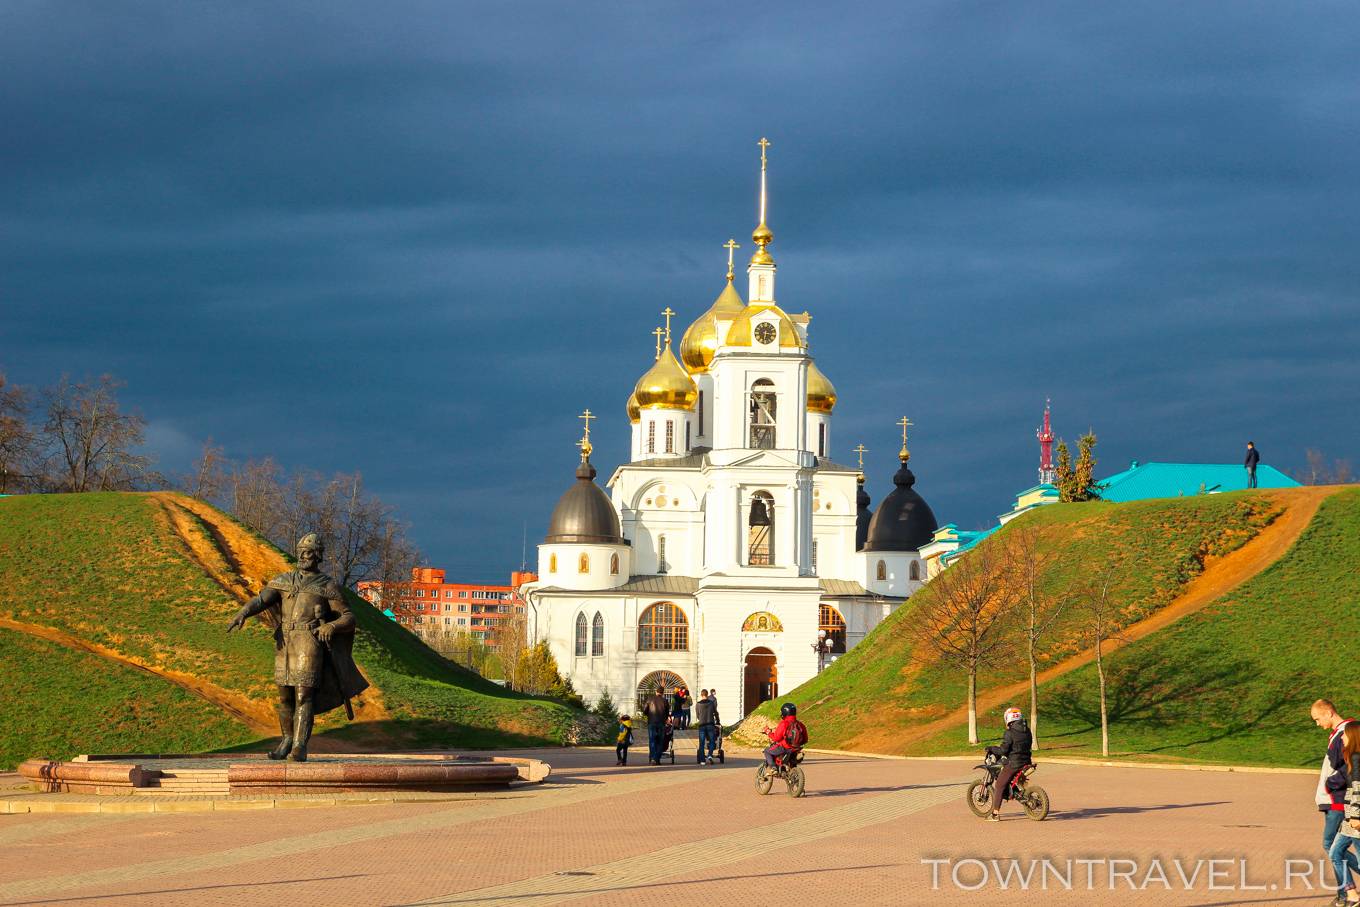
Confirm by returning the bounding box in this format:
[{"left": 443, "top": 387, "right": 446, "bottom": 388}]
[
  {"left": 758, "top": 137, "right": 770, "bottom": 169},
  {"left": 579, "top": 409, "right": 595, "bottom": 440},
  {"left": 652, "top": 326, "right": 664, "bottom": 359},
  {"left": 897, "top": 417, "right": 914, "bottom": 462},
  {"left": 661, "top": 307, "right": 676, "bottom": 344},
  {"left": 724, "top": 238, "right": 739, "bottom": 279},
  {"left": 853, "top": 444, "right": 868, "bottom": 471}
]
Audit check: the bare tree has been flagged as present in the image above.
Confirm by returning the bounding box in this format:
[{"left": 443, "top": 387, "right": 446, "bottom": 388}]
[
  {"left": 39, "top": 374, "right": 154, "bottom": 492},
  {"left": 913, "top": 540, "right": 1019, "bottom": 744},
  {"left": 230, "top": 458, "right": 287, "bottom": 540},
  {"left": 327, "top": 473, "right": 389, "bottom": 589},
  {"left": 0, "top": 374, "right": 36, "bottom": 493},
  {"left": 1005, "top": 525, "right": 1078, "bottom": 751},
  {"left": 1301, "top": 449, "right": 1355, "bottom": 486},
  {"left": 183, "top": 438, "right": 226, "bottom": 502},
  {"left": 1080, "top": 562, "right": 1124, "bottom": 758}
]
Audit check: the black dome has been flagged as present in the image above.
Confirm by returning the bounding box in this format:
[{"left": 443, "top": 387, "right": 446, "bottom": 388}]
[
  {"left": 545, "top": 459, "right": 625, "bottom": 544},
  {"left": 862, "top": 462, "right": 938, "bottom": 552},
  {"left": 855, "top": 479, "right": 873, "bottom": 551}
]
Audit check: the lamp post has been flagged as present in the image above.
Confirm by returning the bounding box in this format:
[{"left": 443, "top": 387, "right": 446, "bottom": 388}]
[{"left": 812, "top": 629, "right": 829, "bottom": 673}]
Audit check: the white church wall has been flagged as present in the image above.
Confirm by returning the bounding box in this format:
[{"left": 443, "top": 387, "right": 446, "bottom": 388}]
[{"left": 537, "top": 544, "right": 631, "bottom": 590}]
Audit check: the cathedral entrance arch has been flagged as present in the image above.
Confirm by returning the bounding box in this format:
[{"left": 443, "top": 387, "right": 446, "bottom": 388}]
[
  {"left": 743, "top": 647, "right": 778, "bottom": 716},
  {"left": 637, "top": 670, "right": 687, "bottom": 710}
]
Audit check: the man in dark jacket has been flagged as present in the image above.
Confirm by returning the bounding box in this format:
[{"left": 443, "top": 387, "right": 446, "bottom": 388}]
[
  {"left": 642, "top": 687, "right": 671, "bottom": 765},
  {"left": 694, "top": 689, "right": 719, "bottom": 764},
  {"left": 1245, "top": 441, "right": 1260, "bottom": 488},
  {"left": 986, "top": 707, "right": 1034, "bottom": 820}
]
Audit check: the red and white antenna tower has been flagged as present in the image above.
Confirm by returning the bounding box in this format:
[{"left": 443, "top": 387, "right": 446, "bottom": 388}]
[{"left": 1036, "top": 398, "right": 1055, "bottom": 485}]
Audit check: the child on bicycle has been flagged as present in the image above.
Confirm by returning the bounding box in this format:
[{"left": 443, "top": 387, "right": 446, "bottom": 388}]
[
  {"left": 985, "top": 706, "right": 1033, "bottom": 821},
  {"left": 764, "top": 702, "right": 808, "bottom": 767}
]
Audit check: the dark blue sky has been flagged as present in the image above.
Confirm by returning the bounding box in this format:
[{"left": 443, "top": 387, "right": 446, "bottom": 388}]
[{"left": 4, "top": 3, "right": 1357, "bottom": 580}]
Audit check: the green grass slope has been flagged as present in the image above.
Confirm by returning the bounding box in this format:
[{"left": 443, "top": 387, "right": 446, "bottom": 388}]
[
  {"left": 0, "top": 492, "right": 596, "bottom": 768},
  {"left": 742, "top": 491, "right": 1285, "bottom": 753},
  {"left": 915, "top": 487, "right": 1360, "bottom": 767},
  {"left": 0, "top": 626, "right": 255, "bottom": 769}
]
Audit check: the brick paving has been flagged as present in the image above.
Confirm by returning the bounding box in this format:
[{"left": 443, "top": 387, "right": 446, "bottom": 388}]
[{"left": 0, "top": 746, "right": 1335, "bottom": 906}]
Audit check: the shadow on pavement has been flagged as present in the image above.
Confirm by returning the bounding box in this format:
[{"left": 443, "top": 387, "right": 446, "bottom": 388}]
[
  {"left": 2, "top": 875, "right": 371, "bottom": 906},
  {"left": 1048, "top": 800, "right": 1229, "bottom": 821},
  {"left": 395, "top": 864, "right": 902, "bottom": 905},
  {"left": 813, "top": 782, "right": 964, "bottom": 798}
]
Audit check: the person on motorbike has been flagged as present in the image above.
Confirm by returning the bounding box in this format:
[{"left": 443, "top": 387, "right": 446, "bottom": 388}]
[
  {"left": 764, "top": 702, "right": 802, "bottom": 768},
  {"left": 985, "top": 707, "right": 1033, "bottom": 821}
]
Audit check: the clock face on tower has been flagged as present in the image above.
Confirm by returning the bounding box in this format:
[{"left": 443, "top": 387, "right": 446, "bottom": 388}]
[{"left": 754, "top": 322, "right": 776, "bottom": 345}]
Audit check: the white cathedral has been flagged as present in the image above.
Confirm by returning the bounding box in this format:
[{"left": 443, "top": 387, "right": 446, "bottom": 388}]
[{"left": 520, "top": 141, "right": 939, "bottom": 717}]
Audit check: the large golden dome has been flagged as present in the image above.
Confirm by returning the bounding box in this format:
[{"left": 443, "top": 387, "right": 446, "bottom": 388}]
[
  {"left": 626, "top": 391, "right": 640, "bottom": 424},
  {"left": 680, "top": 278, "right": 745, "bottom": 374},
  {"left": 633, "top": 343, "right": 698, "bottom": 411},
  {"left": 725, "top": 303, "right": 804, "bottom": 350},
  {"left": 806, "top": 359, "right": 837, "bottom": 414}
]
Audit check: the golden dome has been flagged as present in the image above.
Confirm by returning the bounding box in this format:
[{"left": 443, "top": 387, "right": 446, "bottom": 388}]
[
  {"left": 680, "top": 278, "right": 745, "bottom": 374},
  {"left": 626, "top": 391, "right": 640, "bottom": 424},
  {"left": 724, "top": 303, "right": 804, "bottom": 350},
  {"left": 633, "top": 343, "right": 698, "bottom": 411},
  {"left": 806, "top": 359, "right": 837, "bottom": 414}
]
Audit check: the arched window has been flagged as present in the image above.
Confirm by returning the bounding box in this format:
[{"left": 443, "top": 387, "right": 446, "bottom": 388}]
[
  {"left": 574, "top": 612, "right": 588, "bottom": 657},
  {"left": 591, "top": 612, "right": 604, "bottom": 656},
  {"left": 749, "top": 379, "right": 776, "bottom": 449},
  {"left": 636, "top": 670, "right": 686, "bottom": 709},
  {"left": 549, "top": 553, "right": 558, "bottom": 574},
  {"left": 638, "top": 602, "right": 688, "bottom": 651},
  {"left": 748, "top": 492, "right": 774, "bottom": 565},
  {"left": 609, "top": 552, "right": 620, "bottom": 575},
  {"left": 876, "top": 560, "right": 887, "bottom": 581},
  {"left": 578, "top": 552, "right": 590, "bottom": 574},
  {"left": 819, "top": 603, "right": 847, "bottom": 654},
  {"left": 909, "top": 560, "right": 921, "bottom": 581},
  {"left": 657, "top": 534, "right": 668, "bottom": 574}
]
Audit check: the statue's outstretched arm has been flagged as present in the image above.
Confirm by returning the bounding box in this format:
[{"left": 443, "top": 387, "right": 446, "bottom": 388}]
[{"left": 226, "top": 586, "right": 281, "bottom": 633}]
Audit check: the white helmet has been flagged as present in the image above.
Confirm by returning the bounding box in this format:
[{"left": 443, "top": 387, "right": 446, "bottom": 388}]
[{"left": 1004, "top": 707, "right": 1023, "bottom": 725}]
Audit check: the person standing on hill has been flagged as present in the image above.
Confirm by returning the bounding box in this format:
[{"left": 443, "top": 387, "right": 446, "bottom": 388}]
[
  {"left": 643, "top": 686, "right": 671, "bottom": 765},
  {"left": 1245, "top": 441, "right": 1260, "bottom": 489},
  {"left": 1313, "top": 700, "right": 1359, "bottom": 904}
]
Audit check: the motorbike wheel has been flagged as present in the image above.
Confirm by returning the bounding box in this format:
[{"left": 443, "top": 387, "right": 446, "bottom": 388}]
[
  {"left": 785, "top": 767, "right": 806, "bottom": 798},
  {"left": 754, "top": 765, "right": 774, "bottom": 795},
  {"left": 1022, "top": 785, "right": 1050, "bottom": 821},
  {"left": 965, "top": 780, "right": 992, "bottom": 817}
]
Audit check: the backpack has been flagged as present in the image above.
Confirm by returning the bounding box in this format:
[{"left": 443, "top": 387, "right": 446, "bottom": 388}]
[{"left": 785, "top": 719, "right": 808, "bottom": 749}]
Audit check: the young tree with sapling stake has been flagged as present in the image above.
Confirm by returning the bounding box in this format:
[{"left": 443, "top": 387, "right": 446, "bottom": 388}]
[
  {"left": 913, "top": 540, "right": 1019, "bottom": 744},
  {"left": 1005, "top": 525, "right": 1078, "bottom": 751},
  {"left": 1081, "top": 561, "right": 1124, "bottom": 758}
]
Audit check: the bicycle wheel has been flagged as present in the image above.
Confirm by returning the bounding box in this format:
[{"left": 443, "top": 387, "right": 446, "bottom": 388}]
[
  {"left": 785, "top": 767, "right": 806, "bottom": 798},
  {"left": 965, "top": 780, "right": 992, "bottom": 817},
  {"left": 1022, "top": 785, "right": 1050, "bottom": 821},
  {"left": 754, "top": 765, "right": 774, "bottom": 795}
]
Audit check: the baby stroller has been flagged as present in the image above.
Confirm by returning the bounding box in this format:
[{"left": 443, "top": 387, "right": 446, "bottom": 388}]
[{"left": 660, "top": 719, "right": 676, "bottom": 764}]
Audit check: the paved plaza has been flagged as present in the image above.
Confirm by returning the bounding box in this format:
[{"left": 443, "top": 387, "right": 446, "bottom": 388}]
[{"left": 0, "top": 744, "right": 1336, "bottom": 906}]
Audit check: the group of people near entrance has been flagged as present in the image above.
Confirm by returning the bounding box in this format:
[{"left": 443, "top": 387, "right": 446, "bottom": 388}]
[{"left": 616, "top": 687, "right": 723, "bottom": 765}]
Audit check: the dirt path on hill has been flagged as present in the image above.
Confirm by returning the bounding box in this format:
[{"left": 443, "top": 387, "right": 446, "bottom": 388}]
[
  {"left": 0, "top": 616, "right": 273, "bottom": 733},
  {"left": 847, "top": 485, "right": 1342, "bottom": 754}
]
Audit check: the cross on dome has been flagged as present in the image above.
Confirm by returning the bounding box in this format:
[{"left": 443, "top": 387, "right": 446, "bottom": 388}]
[{"left": 897, "top": 417, "right": 914, "bottom": 463}]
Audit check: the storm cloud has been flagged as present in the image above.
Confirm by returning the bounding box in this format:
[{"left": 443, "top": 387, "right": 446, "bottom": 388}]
[{"left": 3, "top": 2, "right": 1356, "bottom": 577}]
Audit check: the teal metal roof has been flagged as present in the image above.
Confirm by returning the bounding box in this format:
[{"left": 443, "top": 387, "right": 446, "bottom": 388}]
[{"left": 1097, "top": 461, "right": 1299, "bottom": 502}]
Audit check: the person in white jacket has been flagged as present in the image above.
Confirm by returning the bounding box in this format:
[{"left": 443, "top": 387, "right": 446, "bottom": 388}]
[{"left": 1313, "top": 699, "right": 1358, "bottom": 906}]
